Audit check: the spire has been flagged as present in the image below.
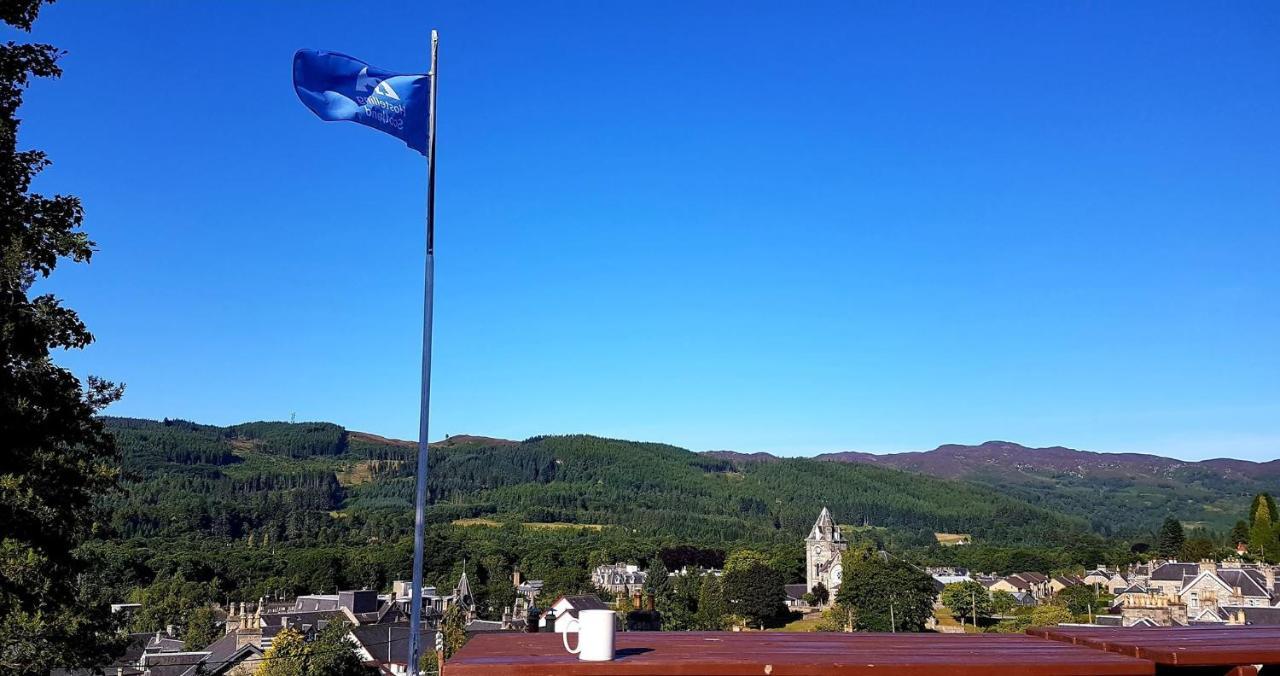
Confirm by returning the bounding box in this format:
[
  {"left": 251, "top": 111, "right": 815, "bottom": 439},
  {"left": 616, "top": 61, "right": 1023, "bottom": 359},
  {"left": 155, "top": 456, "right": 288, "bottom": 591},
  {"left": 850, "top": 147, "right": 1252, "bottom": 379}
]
[
  {"left": 808, "top": 506, "right": 841, "bottom": 541},
  {"left": 455, "top": 568, "right": 472, "bottom": 605}
]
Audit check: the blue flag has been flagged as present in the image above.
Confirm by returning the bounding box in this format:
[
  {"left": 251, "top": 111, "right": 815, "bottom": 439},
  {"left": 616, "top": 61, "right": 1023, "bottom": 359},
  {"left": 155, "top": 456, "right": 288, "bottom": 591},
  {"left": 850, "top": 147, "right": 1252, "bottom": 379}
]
[{"left": 293, "top": 50, "right": 431, "bottom": 155}]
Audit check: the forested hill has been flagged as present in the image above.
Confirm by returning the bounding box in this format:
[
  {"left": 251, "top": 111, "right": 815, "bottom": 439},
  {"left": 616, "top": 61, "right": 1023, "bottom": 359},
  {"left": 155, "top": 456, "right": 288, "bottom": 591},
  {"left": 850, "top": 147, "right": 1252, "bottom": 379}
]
[
  {"left": 102, "top": 417, "right": 1097, "bottom": 549},
  {"left": 706, "top": 441, "right": 1280, "bottom": 535}
]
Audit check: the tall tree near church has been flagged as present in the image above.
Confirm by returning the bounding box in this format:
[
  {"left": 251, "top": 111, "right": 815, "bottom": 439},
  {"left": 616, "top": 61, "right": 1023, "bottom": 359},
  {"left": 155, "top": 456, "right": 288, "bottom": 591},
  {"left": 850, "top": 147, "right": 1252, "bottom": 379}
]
[
  {"left": 0, "top": 1, "right": 127, "bottom": 672},
  {"left": 1248, "top": 493, "right": 1279, "bottom": 563},
  {"left": 1156, "top": 517, "right": 1185, "bottom": 559}
]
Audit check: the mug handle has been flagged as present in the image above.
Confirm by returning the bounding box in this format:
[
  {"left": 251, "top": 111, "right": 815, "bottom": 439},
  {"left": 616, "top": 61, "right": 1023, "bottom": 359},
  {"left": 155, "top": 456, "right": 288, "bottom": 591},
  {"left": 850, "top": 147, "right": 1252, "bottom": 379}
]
[{"left": 561, "top": 617, "right": 582, "bottom": 654}]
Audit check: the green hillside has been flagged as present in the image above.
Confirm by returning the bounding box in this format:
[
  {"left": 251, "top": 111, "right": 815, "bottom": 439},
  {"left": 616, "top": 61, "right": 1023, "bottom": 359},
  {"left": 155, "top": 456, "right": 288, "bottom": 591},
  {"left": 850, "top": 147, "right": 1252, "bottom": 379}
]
[{"left": 103, "top": 417, "right": 1092, "bottom": 549}]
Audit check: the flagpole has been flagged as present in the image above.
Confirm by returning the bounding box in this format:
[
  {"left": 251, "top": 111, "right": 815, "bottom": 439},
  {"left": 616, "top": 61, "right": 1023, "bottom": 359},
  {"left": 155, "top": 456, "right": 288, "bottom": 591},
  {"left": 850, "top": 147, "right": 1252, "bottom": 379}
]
[{"left": 408, "top": 28, "right": 439, "bottom": 676}]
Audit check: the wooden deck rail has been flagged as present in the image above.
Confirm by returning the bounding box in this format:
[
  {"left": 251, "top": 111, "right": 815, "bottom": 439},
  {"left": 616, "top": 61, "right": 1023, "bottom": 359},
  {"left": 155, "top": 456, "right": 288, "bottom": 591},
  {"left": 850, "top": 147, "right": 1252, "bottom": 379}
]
[
  {"left": 447, "top": 631, "right": 1155, "bottom": 676},
  {"left": 1028, "top": 626, "right": 1280, "bottom": 676}
]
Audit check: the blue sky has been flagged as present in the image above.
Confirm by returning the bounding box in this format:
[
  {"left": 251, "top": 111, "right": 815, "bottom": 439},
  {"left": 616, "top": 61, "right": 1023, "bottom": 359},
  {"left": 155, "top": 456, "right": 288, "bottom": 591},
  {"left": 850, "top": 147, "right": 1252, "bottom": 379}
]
[{"left": 15, "top": 1, "right": 1279, "bottom": 460}]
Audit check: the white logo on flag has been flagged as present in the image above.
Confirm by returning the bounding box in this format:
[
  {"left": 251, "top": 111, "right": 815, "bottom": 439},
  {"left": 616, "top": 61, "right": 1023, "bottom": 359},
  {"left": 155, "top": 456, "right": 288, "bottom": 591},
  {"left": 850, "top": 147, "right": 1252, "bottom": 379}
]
[
  {"left": 356, "top": 66, "right": 400, "bottom": 100},
  {"left": 374, "top": 80, "right": 400, "bottom": 100}
]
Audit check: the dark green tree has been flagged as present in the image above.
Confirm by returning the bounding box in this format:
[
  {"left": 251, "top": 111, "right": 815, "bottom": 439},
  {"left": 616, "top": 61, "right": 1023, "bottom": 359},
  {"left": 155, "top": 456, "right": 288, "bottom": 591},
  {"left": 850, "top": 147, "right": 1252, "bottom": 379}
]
[
  {"left": 940, "top": 580, "right": 991, "bottom": 625},
  {"left": 182, "top": 606, "right": 221, "bottom": 651},
  {"left": 1230, "top": 520, "right": 1250, "bottom": 547},
  {"left": 990, "top": 590, "right": 1018, "bottom": 616},
  {"left": 1180, "top": 535, "right": 1215, "bottom": 562},
  {"left": 303, "top": 621, "right": 367, "bottom": 676},
  {"left": 1, "top": 2, "right": 127, "bottom": 671},
  {"left": 811, "top": 581, "right": 829, "bottom": 606},
  {"left": 834, "top": 547, "right": 936, "bottom": 632},
  {"left": 1156, "top": 517, "right": 1184, "bottom": 559},
  {"left": 694, "top": 574, "right": 728, "bottom": 630},
  {"left": 129, "top": 574, "right": 218, "bottom": 634},
  {"left": 722, "top": 550, "right": 784, "bottom": 629},
  {"left": 1248, "top": 494, "right": 1279, "bottom": 563},
  {"left": 1055, "top": 585, "right": 1101, "bottom": 618}
]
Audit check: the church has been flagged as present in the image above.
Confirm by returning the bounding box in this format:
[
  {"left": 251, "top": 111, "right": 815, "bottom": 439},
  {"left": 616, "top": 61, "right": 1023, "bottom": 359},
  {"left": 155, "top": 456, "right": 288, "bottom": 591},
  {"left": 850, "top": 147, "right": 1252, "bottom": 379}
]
[{"left": 805, "top": 507, "right": 848, "bottom": 597}]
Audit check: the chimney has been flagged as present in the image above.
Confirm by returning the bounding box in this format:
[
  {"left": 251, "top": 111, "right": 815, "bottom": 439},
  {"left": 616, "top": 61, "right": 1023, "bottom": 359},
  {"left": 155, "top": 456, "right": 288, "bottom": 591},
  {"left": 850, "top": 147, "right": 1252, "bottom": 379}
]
[
  {"left": 513, "top": 569, "right": 522, "bottom": 588},
  {"left": 1265, "top": 566, "right": 1276, "bottom": 595},
  {"left": 166, "top": 625, "right": 176, "bottom": 637},
  {"left": 1199, "top": 559, "right": 1216, "bottom": 575}
]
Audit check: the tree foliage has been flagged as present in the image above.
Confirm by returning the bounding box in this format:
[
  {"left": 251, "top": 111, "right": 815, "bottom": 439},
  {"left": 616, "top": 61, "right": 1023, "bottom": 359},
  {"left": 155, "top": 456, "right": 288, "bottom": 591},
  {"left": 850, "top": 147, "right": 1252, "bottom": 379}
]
[
  {"left": 182, "top": 606, "right": 221, "bottom": 651},
  {"left": 834, "top": 547, "right": 936, "bottom": 632},
  {"left": 1156, "top": 517, "right": 1184, "bottom": 559},
  {"left": 1248, "top": 493, "right": 1279, "bottom": 562},
  {"left": 253, "top": 622, "right": 365, "bottom": 676},
  {"left": 0, "top": 2, "right": 127, "bottom": 671},
  {"left": 940, "top": 580, "right": 991, "bottom": 624},
  {"left": 722, "top": 550, "right": 784, "bottom": 629}
]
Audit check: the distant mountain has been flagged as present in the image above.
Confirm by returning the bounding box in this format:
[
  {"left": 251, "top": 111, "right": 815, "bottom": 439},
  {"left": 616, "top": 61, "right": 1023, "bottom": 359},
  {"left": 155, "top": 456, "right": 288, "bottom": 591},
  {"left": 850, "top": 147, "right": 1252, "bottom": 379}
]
[{"left": 701, "top": 441, "right": 1280, "bottom": 535}]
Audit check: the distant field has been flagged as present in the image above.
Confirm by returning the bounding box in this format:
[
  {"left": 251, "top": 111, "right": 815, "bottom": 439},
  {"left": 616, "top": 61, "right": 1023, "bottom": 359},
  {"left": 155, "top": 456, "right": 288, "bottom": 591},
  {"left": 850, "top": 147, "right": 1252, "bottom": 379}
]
[
  {"left": 452, "top": 518, "right": 606, "bottom": 531},
  {"left": 934, "top": 532, "right": 972, "bottom": 545},
  {"left": 335, "top": 460, "right": 377, "bottom": 486}
]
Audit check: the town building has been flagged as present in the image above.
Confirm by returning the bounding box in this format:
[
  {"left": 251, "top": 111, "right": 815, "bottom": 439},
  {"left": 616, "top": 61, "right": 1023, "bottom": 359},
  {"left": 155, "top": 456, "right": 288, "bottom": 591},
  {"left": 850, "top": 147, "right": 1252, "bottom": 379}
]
[{"left": 591, "top": 562, "right": 648, "bottom": 596}]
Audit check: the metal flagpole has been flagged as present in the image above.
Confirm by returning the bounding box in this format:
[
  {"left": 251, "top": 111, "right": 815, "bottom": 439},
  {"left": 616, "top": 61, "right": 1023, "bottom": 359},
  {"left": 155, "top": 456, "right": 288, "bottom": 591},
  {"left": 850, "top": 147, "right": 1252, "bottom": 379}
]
[{"left": 407, "top": 28, "right": 439, "bottom": 676}]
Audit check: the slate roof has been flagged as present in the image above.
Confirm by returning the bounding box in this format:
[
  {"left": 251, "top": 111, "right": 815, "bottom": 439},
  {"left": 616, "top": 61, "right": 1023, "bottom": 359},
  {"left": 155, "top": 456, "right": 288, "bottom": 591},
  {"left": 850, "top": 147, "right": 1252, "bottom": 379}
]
[
  {"left": 259, "top": 608, "right": 346, "bottom": 629},
  {"left": 1093, "top": 615, "right": 1123, "bottom": 626},
  {"left": 1117, "top": 582, "right": 1149, "bottom": 595},
  {"left": 1150, "top": 562, "right": 1200, "bottom": 581},
  {"left": 176, "top": 632, "right": 263, "bottom": 676},
  {"left": 139, "top": 651, "right": 212, "bottom": 676},
  {"left": 1236, "top": 606, "right": 1280, "bottom": 625},
  {"left": 784, "top": 584, "right": 809, "bottom": 600},
  {"left": 145, "top": 633, "right": 185, "bottom": 653},
  {"left": 1218, "top": 569, "right": 1271, "bottom": 598},
  {"left": 557, "top": 595, "right": 610, "bottom": 612},
  {"left": 349, "top": 623, "right": 427, "bottom": 666},
  {"left": 466, "top": 619, "right": 506, "bottom": 632}
]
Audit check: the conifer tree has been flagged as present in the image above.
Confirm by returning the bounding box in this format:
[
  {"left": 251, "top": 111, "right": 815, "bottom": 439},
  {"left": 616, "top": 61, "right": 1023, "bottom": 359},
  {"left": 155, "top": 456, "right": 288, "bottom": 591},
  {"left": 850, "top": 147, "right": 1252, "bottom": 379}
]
[
  {"left": 1, "top": 1, "right": 126, "bottom": 671},
  {"left": 1156, "top": 517, "right": 1185, "bottom": 559}
]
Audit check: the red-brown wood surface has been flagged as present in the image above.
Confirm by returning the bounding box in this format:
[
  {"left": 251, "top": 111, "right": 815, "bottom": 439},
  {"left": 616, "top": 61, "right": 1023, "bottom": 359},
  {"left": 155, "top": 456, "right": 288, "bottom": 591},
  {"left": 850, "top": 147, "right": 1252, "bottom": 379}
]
[
  {"left": 1028, "top": 626, "right": 1280, "bottom": 667},
  {"left": 446, "top": 632, "right": 1155, "bottom": 676}
]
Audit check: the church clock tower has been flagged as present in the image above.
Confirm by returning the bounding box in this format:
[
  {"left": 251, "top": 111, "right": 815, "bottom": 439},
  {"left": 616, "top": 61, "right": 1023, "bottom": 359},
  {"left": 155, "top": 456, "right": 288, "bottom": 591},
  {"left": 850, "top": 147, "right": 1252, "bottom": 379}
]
[{"left": 805, "top": 507, "right": 848, "bottom": 600}]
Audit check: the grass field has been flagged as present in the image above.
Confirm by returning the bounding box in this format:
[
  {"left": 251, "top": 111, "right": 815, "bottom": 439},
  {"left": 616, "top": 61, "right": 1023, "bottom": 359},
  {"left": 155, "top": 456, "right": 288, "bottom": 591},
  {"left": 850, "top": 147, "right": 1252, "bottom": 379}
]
[
  {"left": 934, "top": 532, "right": 973, "bottom": 545},
  {"left": 452, "top": 518, "right": 606, "bottom": 531}
]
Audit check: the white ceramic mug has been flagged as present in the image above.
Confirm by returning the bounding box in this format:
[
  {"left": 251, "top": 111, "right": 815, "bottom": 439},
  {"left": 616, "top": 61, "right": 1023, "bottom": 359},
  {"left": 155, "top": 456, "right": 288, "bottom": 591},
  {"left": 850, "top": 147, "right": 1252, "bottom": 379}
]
[{"left": 560, "top": 609, "right": 616, "bottom": 661}]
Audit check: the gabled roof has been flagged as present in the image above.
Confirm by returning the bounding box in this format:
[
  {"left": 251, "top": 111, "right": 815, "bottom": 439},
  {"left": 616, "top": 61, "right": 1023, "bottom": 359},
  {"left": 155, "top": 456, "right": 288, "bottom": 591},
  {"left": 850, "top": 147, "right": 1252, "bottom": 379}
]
[
  {"left": 349, "top": 623, "right": 430, "bottom": 666},
  {"left": 145, "top": 633, "right": 185, "bottom": 653},
  {"left": 177, "top": 633, "right": 264, "bottom": 676},
  {"left": 998, "top": 577, "right": 1032, "bottom": 591},
  {"left": 1150, "top": 562, "right": 1200, "bottom": 581},
  {"left": 1189, "top": 606, "right": 1230, "bottom": 624},
  {"left": 1117, "top": 582, "right": 1149, "bottom": 595},
  {"left": 259, "top": 609, "right": 347, "bottom": 628},
  {"left": 1218, "top": 569, "right": 1271, "bottom": 598},
  {"left": 1228, "top": 605, "right": 1280, "bottom": 626},
  {"left": 555, "top": 595, "right": 609, "bottom": 612}
]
